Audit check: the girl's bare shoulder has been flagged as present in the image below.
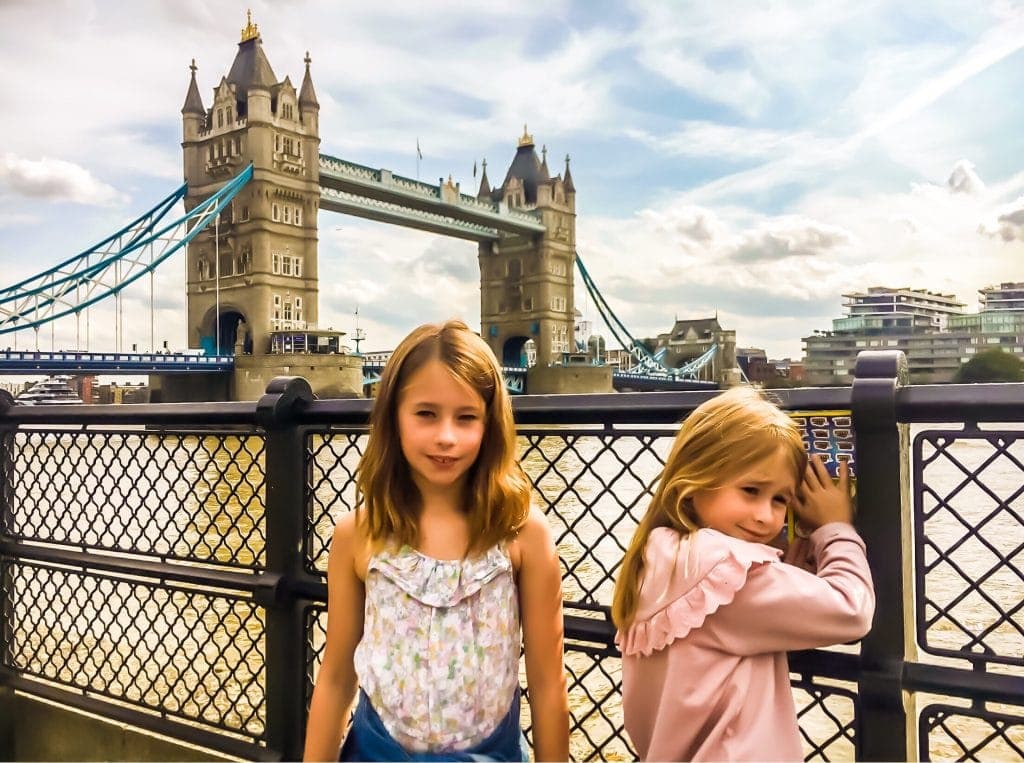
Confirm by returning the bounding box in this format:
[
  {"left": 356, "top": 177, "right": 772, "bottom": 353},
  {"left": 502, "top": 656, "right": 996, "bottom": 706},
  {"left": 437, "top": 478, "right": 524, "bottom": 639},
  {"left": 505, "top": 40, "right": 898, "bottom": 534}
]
[
  {"left": 331, "top": 510, "right": 372, "bottom": 580},
  {"left": 508, "top": 508, "right": 556, "bottom": 572}
]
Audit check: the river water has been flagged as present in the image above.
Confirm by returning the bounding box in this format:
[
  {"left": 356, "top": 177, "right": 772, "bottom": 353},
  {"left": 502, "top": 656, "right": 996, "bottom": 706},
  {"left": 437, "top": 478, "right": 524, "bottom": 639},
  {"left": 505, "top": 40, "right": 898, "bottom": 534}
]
[{"left": 4, "top": 423, "right": 1022, "bottom": 760}]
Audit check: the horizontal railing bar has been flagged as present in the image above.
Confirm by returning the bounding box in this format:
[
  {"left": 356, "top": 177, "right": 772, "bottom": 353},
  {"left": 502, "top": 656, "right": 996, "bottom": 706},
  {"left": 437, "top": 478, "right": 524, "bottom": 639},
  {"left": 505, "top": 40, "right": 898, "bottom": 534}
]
[
  {"left": 0, "top": 540, "right": 276, "bottom": 593},
  {"left": 904, "top": 661, "right": 1024, "bottom": 705},
  {"left": 789, "top": 649, "right": 862, "bottom": 681},
  {"left": 6, "top": 383, "right": 1024, "bottom": 428},
  {"left": 897, "top": 384, "right": 1024, "bottom": 422},
  {"left": 290, "top": 387, "right": 857, "bottom": 427},
  {"left": 3, "top": 382, "right": 1024, "bottom": 428},
  {"left": 0, "top": 401, "right": 260, "bottom": 426},
  {"left": 0, "top": 671, "right": 272, "bottom": 761}
]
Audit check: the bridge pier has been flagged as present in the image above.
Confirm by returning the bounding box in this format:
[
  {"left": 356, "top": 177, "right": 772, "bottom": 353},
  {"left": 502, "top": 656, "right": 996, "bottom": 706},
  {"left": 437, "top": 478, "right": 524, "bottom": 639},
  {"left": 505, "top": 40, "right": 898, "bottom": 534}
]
[
  {"left": 150, "top": 373, "right": 230, "bottom": 403},
  {"left": 526, "top": 363, "right": 613, "bottom": 394},
  {"left": 232, "top": 353, "right": 362, "bottom": 400}
]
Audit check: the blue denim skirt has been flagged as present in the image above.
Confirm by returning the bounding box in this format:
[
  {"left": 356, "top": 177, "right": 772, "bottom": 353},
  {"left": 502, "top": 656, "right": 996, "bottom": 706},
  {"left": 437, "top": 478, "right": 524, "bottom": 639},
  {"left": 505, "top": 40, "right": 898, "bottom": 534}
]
[{"left": 339, "top": 688, "right": 529, "bottom": 762}]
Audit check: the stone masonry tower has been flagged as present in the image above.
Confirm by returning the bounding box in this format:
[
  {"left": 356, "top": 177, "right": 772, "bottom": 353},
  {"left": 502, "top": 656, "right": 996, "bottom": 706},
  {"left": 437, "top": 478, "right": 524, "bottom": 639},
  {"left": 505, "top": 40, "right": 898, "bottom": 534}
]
[
  {"left": 181, "top": 13, "right": 321, "bottom": 357},
  {"left": 477, "top": 127, "right": 577, "bottom": 368}
]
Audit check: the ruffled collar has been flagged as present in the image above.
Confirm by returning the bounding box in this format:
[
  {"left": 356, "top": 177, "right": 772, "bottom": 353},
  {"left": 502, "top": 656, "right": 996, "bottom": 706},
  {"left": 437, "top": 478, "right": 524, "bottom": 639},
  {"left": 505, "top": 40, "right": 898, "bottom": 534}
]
[
  {"left": 616, "top": 527, "right": 780, "bottom": 657},
  {"left": 367, "top": 543, "right": 512, "bottom": 608}
]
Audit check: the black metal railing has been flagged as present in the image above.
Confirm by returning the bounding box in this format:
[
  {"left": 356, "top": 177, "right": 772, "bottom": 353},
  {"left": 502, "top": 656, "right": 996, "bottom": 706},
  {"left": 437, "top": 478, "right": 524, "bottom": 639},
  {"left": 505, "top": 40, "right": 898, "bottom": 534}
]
[{"left": 1, "top": 351, "right": 1021, "bottom": 761}]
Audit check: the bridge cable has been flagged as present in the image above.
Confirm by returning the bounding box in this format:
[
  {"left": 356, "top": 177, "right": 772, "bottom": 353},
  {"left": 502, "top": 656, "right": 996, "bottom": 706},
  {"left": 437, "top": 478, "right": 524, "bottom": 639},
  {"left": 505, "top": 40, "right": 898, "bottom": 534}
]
[{"left": 0, "top": 165, "right": 254, "bottom": 336}]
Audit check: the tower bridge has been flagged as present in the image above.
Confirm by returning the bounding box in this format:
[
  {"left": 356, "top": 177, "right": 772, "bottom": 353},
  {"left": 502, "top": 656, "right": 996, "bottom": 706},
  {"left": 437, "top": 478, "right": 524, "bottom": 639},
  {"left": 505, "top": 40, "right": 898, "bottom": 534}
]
[{"left": 0, "top": 14, "right": 723, "bottom": 398}]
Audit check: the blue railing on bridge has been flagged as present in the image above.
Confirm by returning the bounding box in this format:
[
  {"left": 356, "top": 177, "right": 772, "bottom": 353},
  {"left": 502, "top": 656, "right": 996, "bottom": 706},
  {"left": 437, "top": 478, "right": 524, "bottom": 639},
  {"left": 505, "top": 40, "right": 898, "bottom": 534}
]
[{"left": 0, "top": 349, "right": 235, "bottom": 374}]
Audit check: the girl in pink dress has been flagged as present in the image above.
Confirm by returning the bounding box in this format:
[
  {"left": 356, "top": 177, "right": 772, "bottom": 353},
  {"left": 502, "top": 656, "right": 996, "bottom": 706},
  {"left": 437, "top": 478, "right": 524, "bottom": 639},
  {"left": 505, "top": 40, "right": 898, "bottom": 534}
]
[
  {"left": 304, "top": 320, "right": 569, "bottom": 762},
  {"left": 612, "top": 386, "right": 875, "bottom": 761}
]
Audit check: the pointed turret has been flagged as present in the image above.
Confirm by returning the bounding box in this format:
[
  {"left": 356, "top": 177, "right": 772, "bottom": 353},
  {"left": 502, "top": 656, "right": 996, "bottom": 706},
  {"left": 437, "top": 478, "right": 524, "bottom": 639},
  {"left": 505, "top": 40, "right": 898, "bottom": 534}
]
[
  {"left": 182, "top": 59, "right": 205, "bottom": 116},
  {"left": 477, "top": 158, "right": 491, "bottom": 199},
  {"left": 539, "top": 145, "right": 551, "bottom": 182},
  {"left": 498, "top": 125, "right": 544, "bottom": 205},
  {"left": 226, "top": 11, "right": 277, "bottom": 96},
  {"left": 299, "top": 52, "right": 319, "bottom": 109},
  {"left": 563, "top": 153, "right": 575, "bottom": 194}
]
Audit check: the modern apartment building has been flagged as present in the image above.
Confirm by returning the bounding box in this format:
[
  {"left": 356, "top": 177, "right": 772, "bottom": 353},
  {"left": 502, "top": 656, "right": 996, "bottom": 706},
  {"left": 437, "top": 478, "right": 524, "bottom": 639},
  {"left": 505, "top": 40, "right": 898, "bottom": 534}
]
[{"left": 802, "top": 285, "right": 1024, "bottom": 384}]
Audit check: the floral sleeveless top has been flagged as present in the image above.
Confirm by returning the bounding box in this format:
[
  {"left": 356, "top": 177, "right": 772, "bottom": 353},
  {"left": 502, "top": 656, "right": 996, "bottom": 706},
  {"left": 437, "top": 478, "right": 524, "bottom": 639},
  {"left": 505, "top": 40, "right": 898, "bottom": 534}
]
[{"left": 353, "top": 543, "right": 521, "bottom": 752}]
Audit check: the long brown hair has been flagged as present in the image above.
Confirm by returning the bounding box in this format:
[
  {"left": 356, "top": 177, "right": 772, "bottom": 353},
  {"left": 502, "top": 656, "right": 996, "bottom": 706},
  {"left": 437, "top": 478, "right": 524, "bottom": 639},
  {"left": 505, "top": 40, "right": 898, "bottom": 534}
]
[
  {"left": 611, "top": 386, "right": 806, "bottom": 629},
  {"left": 355, "top": 319, "right": 530, "bottom": 554}
]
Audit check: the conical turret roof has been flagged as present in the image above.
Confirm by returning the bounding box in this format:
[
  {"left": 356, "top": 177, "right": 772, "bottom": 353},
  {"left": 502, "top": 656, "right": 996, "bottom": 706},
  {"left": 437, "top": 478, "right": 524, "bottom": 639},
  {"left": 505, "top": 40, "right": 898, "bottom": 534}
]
[
  {"left": 498, "top": 126, "right": 544, "bottom": 204},
  {"left": 226, "top": 34, "right": 277, "bottom": 93},
  {"left": 181, "top": 59, "right": 205, "bottom": 115},
  {"left": 299, "top": 52, "right": 319, "bottom": 108},
  {"left": 477, "top": 158, "right": 491, "bottom": 199},
  {"left": 563, "top": 154, "right": 575, "bottom": 193}
]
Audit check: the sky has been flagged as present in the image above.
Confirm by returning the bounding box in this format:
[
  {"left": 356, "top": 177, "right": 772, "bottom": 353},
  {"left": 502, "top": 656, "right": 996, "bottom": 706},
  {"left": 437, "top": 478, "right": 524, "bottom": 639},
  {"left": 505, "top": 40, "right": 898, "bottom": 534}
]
[{"left": 3, "top": 0, "right": 1024, "bottom": 366}]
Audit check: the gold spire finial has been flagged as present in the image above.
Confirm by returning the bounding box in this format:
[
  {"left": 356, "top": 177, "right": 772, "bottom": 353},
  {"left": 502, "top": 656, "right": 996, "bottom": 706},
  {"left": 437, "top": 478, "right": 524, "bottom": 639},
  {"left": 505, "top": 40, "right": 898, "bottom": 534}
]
[
  {"left": 241, "top": 9, "right": 259, "bottom": 42},
  {"left": 518, "top": 124, "right": 534, "bottom": 147}
]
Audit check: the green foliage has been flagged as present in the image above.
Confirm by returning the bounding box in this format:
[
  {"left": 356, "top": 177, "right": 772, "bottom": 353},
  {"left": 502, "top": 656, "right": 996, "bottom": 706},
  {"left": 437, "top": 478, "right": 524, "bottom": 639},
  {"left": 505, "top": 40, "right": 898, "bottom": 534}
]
[{"left": 954, "top": 348, "right": 1024, "bottom": 383}]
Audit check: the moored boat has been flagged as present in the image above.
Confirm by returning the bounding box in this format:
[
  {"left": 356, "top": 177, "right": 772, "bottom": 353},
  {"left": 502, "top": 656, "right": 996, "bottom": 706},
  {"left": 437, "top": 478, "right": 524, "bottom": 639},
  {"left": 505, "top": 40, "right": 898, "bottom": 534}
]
[{"left": 14, "top": 376, "right": 85, "bottom": 405}]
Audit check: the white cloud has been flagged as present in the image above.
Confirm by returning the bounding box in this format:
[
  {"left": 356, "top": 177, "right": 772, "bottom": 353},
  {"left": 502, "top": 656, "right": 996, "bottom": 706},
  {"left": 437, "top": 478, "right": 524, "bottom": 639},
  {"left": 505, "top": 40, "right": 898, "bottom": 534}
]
[
  {"left": 0, "top": 154, "right": 124, "bottom": 206},
  {"left": 948, "top": 159, "right": 985, "bottom": 194},
  {"left": 625, "top": 122, "right": 823, "bottom": 161},
  {"left": 730, "top": 218, "right": 852, "bottom": 263},
  {"left": 981, "top": 195, "right": 1024, "bottom": 241}
]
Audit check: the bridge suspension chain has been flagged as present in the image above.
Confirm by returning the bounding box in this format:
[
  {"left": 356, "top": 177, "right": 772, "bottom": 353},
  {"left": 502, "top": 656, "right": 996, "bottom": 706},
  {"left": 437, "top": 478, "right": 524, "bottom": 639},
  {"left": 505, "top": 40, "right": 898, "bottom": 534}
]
[
  {"left": 0, "top": 165, "right": 254, "bottom": 337},
  {"left": 575, "top": 252, "right": 716, "bottom": 379}
]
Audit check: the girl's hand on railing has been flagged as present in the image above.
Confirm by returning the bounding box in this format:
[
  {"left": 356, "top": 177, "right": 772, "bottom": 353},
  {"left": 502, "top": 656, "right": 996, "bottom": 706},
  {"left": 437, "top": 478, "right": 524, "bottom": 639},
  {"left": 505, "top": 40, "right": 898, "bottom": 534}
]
[{"left": 795, "top": 455, "right": 853, "bottom": 531}]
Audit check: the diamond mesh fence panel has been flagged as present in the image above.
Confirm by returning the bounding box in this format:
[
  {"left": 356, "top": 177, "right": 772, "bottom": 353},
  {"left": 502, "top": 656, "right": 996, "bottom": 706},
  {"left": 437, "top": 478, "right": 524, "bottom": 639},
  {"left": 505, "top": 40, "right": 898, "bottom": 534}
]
[
  {"left": 792, "top": 677, "right": 859, "bottom": 761},
  {"left": 2, "top": 429, "right": 266, "bottom": 568},
  {"left": 920, "top": 703, "right": 1024, "bottom": 761},
  {"left": 1, "top": 558, "right": 266, "bottom": 742},
  {"left": 914, "top": 428, "right": 1024, "bottom": 665}
]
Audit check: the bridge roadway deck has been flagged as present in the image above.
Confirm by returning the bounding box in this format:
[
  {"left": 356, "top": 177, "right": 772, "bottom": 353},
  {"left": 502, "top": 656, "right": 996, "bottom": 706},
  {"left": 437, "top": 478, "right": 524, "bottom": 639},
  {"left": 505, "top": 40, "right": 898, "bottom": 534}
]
[
  {"left": 0, "top": 350, "right": 234, "bottom": 374},
  {"left": 318, "top": 153, "right": 547, "bottom": 241},
  {"left": 0, "top": 351, "right": 716, "bottom": 390}
]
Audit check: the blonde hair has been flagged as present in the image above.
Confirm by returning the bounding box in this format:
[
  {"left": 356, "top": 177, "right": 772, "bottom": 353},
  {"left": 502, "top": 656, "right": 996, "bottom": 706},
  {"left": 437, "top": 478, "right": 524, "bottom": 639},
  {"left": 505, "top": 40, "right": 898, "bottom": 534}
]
[
  {"left": 355, "top": 319, "right": 531, "bottom": 555},
  {"left": 611, "top": 386, "right": 806, "bottom": 629}
]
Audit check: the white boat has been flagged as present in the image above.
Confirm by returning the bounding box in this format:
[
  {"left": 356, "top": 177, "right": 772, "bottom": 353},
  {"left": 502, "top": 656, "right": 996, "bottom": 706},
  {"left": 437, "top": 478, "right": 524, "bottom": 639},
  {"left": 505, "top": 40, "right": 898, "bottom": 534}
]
[{"left": 14, "top": 376, "right": 85, "bottom": 406}]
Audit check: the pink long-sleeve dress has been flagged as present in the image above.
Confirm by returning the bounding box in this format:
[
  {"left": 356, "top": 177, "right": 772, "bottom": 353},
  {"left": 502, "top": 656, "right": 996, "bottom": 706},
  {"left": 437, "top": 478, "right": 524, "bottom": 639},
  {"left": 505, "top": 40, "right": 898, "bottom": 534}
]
[{"left": 616, "top": 523, "right": 875, "bottom": 762}]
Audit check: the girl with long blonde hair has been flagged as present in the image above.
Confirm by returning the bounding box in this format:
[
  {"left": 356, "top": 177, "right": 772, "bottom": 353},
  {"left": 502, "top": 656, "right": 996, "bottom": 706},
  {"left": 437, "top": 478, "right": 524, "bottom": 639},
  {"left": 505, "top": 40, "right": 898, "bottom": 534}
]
[
  {"left": 304, "top": 319, "right": 568, "bottom": 762},
  {"left": 613, "top": 386, "right": 874, "bottom": 761}
]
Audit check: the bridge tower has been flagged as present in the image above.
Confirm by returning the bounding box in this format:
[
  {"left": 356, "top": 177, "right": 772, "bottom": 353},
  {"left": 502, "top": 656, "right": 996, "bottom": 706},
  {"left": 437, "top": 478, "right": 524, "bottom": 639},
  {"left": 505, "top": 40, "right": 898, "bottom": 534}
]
[
  {"left": 180, "top": 13, "right": 321, "bottom": 358},
  {"left": 477, "top": 128, "right": 577, "bottom": 368}
]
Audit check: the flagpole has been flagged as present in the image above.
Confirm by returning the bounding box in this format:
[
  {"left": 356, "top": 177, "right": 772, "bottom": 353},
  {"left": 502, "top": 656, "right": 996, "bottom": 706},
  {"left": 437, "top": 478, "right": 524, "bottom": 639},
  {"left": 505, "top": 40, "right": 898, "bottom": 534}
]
[{"left": 416, "top": 137, "right": 421, "bottom": 181}]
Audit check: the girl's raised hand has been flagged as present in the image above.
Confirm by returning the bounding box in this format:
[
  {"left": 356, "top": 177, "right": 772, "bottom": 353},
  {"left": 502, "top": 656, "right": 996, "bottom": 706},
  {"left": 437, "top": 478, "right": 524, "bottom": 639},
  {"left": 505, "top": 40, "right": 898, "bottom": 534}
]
[{"left": 795, "top": 455, "right": 853, "bottom": 531}]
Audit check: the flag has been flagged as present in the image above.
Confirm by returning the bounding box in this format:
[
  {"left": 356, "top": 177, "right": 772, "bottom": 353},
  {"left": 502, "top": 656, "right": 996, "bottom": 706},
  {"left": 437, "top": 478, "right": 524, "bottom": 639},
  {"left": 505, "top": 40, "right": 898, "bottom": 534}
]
[
  {"left": 473, "top": 160, "right": 477, "bottom": 178},
  {"left": 416, "top": 138, "right": 422, "bottom": 160}
]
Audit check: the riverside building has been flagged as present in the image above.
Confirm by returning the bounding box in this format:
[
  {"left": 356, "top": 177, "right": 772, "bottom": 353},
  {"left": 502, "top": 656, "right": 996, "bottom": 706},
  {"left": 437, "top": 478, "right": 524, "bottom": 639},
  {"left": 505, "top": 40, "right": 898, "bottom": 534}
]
[{"left": 803, "top": 283, "right": 1024, "bottom": 384}]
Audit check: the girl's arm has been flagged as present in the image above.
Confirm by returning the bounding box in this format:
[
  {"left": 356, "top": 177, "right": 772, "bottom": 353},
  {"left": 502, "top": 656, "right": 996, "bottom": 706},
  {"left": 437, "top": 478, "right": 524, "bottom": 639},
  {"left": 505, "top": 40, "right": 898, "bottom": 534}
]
[
  {"left": 705, "top": 524, "right": 875, "bottom": 655},
  {"left": 303, "top": 512, "right": 366, "bottom": 762},
  {"left": 706, "top": 458, "right": 872, "bottom": 655},
  {"left": 516, "top": 508, "right": 570, "bottom": 762}
]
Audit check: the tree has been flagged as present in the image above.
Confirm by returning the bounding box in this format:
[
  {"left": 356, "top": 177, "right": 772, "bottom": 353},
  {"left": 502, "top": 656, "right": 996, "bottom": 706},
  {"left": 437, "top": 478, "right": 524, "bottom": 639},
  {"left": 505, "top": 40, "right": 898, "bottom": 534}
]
[{"left": 953, "top": 348, "right": 1024, "bottom": 383}]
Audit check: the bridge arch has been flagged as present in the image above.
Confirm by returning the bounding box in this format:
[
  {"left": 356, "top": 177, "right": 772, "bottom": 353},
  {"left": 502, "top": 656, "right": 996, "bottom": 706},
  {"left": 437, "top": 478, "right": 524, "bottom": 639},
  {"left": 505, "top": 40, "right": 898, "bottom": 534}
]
[
  {"left": 199, "top": 305, "right": 250, "bottom": 356},
  {"left": 501, "top": 336, "right": 535, "bottom": 368}
]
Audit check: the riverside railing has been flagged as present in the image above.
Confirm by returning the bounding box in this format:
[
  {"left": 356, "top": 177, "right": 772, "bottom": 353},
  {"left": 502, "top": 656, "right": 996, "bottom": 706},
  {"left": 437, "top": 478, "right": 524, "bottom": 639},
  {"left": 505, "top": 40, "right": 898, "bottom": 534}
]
[{"left": 0, "top": 351, "right": 1021, "bottom": 761}]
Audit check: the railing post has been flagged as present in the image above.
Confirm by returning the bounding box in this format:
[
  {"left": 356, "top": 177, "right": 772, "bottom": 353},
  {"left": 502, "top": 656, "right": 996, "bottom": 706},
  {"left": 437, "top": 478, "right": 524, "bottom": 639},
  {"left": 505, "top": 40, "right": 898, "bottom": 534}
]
[
  {"left": 257, "top": 376, "right": 315, "bottom": 761},
  {"left": 851, "top": 350, "right": 916, "bottom": 761},
  {"left": 0, "top": 395, "right": 14, "bottom": 758}
]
